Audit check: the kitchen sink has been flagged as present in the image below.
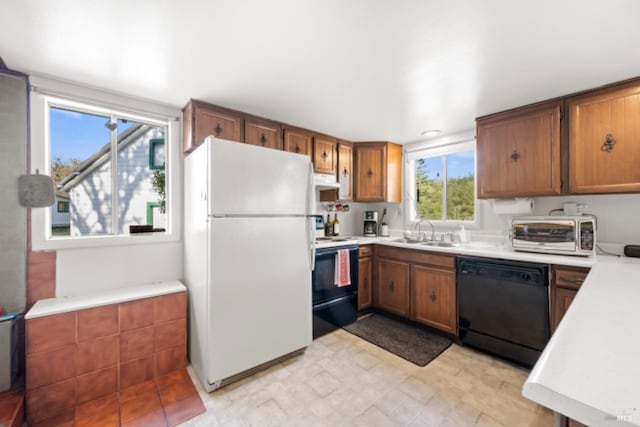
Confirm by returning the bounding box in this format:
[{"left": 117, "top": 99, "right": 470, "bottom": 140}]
[
  {"left": 421, "top": 241, "right": 458, "bottom": 248},
  {"left": 391, "top": 238, "right": 424, "bottom": 244}
]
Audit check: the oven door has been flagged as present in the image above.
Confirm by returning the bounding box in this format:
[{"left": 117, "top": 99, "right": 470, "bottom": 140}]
[{"left": 312, "top": 245, "right": 358, "bottom": 305}]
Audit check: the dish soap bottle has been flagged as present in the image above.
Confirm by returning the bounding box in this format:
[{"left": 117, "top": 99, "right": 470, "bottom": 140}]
[
  {"left": 458, "top": 225, "right": 470, "bottom": 243},
  {"left": 332, "top": 214, "right": 340, "bottom": 236},
  {"left": 325, "top": 214, "right": 333, "bottom": 237}
]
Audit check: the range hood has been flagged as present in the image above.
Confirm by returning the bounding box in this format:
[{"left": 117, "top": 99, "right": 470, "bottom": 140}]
[{"left": 314, "top": 173, "right": 339, "bottom": 190}]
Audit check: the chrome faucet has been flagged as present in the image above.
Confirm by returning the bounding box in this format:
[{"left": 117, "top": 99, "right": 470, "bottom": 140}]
[{"left": 415, "top": 220, "right": 435, "bottom": 241}]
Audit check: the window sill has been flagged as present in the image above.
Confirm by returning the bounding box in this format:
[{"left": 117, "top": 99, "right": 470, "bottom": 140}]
[{"left": 31, "top": 230, "right": 180, "bottom": 251}]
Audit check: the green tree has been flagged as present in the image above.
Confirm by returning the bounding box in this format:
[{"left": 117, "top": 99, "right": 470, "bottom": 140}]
[
  {"left": 416, "top": 159, "right": 474, "bottom": 221},
  {"left": 51, "top": 157, "right": 81, "bottom": 184}
]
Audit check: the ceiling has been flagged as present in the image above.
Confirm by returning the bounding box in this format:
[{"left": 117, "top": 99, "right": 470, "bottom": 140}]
[{"left": 2, "top": 0, "right": 640, "bottom": 144}]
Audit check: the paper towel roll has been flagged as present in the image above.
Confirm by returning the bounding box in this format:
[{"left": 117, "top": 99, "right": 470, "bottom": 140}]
[{"left": 492, "top": 198, "right": 534, "bottom": 215}]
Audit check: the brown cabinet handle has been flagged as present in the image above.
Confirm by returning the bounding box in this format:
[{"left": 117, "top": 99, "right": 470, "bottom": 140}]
[
  {"left": 389, "top": 280, "right": 394, "bottom": 291},
  {"left": 295, "top": 144, "right": 300, "bottom": 153},
  {"left": 510, "top": 149, "right": 520, "bottom": 162},
  {"left": 322, "top": 151, "right": 328, "bottom": 159},
  {"left": 367, "top": 169, "right": 373, "bottom": 177},
  {"left": 430, "top": 290, "right": 437, "bottom": 302},
  {"left": 343, "top": 168, "right": 348, "bottom": 177},
  {"left": 214, "top": 124, "right": 223, "bottom": 135},
  {"left": 260, "top": 134, "right": 267, "bottom": 146},
  {"left": 559, "top": 276, "right": 585, "bottom": 285},
  {"left": 602, "top": 133, "right": 616, "bottom": 152}
]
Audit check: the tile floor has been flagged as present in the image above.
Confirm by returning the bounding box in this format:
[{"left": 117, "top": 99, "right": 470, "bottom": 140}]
[
  {"left": 28, "top": 368, "right": 205, "bottom": 426},
  {"left": 182, "top": 329, "right": 553, "bottom": 426}
]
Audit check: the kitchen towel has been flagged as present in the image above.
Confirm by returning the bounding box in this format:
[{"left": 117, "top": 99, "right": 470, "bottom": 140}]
[{"left": 334, "top": 249, "right": 351, "bottom": 287}]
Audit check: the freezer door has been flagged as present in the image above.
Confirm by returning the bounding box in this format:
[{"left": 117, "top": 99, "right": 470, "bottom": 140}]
[
  {"left": 207, "top": 217, "right": 312, "bottom": 384},
  {"left": 207, "top": 138, "right": 311, "bottom": 215}
]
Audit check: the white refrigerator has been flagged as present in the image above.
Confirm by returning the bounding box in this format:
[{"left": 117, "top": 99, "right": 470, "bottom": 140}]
[{"left": 184, "top": 136, "right": 315, "bottom": 391}]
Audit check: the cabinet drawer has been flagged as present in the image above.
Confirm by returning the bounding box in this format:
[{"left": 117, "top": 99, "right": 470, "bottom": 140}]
[
  {"left": 552, "top": 266, "right": 590, "bottom": 290},
  {"left": 376, "top": 246, "right": 454, "bottom": 269},
  {"left": 359, "top": 245, "right": 373, "bottom": 258}
]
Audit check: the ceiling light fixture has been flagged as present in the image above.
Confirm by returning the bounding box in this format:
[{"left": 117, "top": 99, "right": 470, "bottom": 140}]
[{"left": 421, "top": 129, "right": 442, "bottom": 138}]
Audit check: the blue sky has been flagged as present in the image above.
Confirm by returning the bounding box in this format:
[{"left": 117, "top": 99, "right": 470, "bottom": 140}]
[
  {"left": 417, "top": 151, "right": 474, "bottom": 179},
  {"left": 50, "top": 107, "right": 133, "bottom": 163}
]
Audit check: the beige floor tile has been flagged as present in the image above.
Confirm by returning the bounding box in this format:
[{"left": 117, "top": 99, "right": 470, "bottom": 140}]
[{"left": 182, "top": 329, "right": 553, "bottom": 427}]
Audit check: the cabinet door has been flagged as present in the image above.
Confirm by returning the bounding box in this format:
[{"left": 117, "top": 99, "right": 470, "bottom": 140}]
[
  {"left": 476, "top": 102, "right": 561, "bottom": 198},
  {"left": 283, "top": 128, "right": 312, "bottom": 157},
  {"left": 245, "top": 118, "right": 282, "bottom": 150},
  {"left": 568, "top": 83, "right": 640, "bottom": 193},
  {"left": 313, "top": 136, "right": 337, "bottom": 174},
  {"left": 552, "top": 287, "right": 577, "bottom": 332},
  {"left": 411, "top": 265, "right": 457, "bottom": 334},
  {"left": 358, "top": 256, "right": 372, "bottom": 310},
  {"left": 184, "top": 102, "right": 243, "bottom": 152},
  {"left": 376, "top": 258, "right": 410, "bottom": 317},
  {"left": 355, "top": 144, "right": 385, "bottom": 201},
  {"left": 337, "top": 142, "right": 353, "bottom": 201}
]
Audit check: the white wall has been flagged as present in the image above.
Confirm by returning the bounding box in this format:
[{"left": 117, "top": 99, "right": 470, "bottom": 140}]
[{"left": 56, "top": 242, "right": 182, "bottom": 297}]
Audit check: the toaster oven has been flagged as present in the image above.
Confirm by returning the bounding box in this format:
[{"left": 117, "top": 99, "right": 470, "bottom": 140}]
[{"left": 511, "top": 215, "right": 596, "bottom": 256}]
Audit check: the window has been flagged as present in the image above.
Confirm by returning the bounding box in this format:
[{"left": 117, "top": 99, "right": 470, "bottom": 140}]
[
  {"left": 406, "top": 139, "right": 476, "bottom": 224},
  {"left": 30, "top": 81, "right": 180, "bottom": 250},
  {"left": 57, "top": 200, "right": 69, "bottom": 213}
]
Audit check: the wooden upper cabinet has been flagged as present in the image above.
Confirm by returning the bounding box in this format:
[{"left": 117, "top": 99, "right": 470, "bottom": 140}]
[
  {"left": 244, "top": 117, "right": 282, "bottom": 150},
  {"left": 182, "top": 100, "right": 243, "bottom": 153},
  {"left": 354, "top": 142, "right": 402, "bottom": 202},
  {"left": 313, "top": 136, "right": 337, "bottom": 174},
  {"left": 337, "top": 141, "right": 354, "bottom": 201},
  {"left": 568, "top": 82, "right": 640, "bottom": 194},
  {"left": 476, "top": 101, "right": 562, "bottom": 199},
  {"left": 283, "top": 127, "right": 312, "bottom": 156}
]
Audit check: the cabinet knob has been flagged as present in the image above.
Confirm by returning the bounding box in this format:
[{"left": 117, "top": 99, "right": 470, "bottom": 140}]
[
  {"left": 389, "top": 280, "right": 394, "bottom": 291},
  {"left": 260, "top": 134, "right": 267, "bottom": 146},
  {"left": 214, "top": 124, "right": 223, "bottom": 135},
  {"left": 602, "top": 133, "right": 616, "bottom": 152},
  {"left": 343, "top": 168, "right": 348, "bottom": 177},
  {"left": 322, "top": 151, "right": 328, "bottom": 159},
  {"left": 367, "top": 169, "right": 373, "bottom": 177},
  {"left": 295, "top": 144, "right": 300, "bottom": 153},
  {"left": 510, "top": 149, "right": 520, "bottom": 162},
  {"left": 430, "top": 290, "right": 437, "bottom": 302}
]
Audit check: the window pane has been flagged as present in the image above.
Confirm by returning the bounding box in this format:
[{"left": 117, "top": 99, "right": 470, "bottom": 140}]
[
  {"left": 117, "top": 121, "right": 167, "bottom": 233},
  {"left": 416, "top": 156, "right": 443, "bottom": 220},
  {"left": 50, "top": 107, "right": 112, "bottom": 236},
  {"left": 446, "top": 151, "right": 475, "bottom": 220}
]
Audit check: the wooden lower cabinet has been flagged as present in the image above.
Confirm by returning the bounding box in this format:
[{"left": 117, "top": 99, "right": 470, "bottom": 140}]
[
  {"left": 551, "top": 265, "right": 590, "bottom": 333},
  {"left": 376, "top": 258, "right": 410, "bottom": 317},
  {"left": 411, "top": 264, "right": 456, "bottom": 335},
  {"left": 358, "top": 254, "right": 372, "bottom": 310}
]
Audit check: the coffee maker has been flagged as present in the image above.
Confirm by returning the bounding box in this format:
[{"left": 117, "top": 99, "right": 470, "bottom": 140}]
[{"left": 363, "top": 211, "right": 378, "bottom": 237}]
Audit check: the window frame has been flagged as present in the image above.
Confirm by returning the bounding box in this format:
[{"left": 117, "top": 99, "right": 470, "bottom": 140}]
[
  {"left": 30, "top": 77, "right": 181, "bottom": 250},
  {"left": 405, "top": 137, "right": 479, "bottom": 228}
]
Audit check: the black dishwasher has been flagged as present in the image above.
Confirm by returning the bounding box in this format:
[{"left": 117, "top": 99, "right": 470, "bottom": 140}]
[{"left": 457, "top": 256, "right": 550, "bottom": 367}]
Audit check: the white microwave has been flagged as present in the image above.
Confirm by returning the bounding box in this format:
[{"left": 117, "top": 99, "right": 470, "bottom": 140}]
[{"left": 511, "top": 215, "right": 596, "bottom": 256}]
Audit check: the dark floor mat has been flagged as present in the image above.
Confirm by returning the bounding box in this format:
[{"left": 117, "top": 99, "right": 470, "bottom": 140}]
[{"left": 343, "top": 313, "right": 452, "bottom": 366}]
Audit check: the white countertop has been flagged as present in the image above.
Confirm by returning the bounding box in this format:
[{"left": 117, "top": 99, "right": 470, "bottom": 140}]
[
  {"left": 523, "top": 256, "right": 640, "bottom": 426},
  {"left": 25, "top": 280, "right": 186, "bottom": 319},
  {"left": 347, "top": 235, "right": 597, "bottom": 267}
]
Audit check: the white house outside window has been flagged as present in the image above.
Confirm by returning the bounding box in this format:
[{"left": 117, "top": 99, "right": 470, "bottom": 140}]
[{"left": 406, "top": 139, "right": 477, "bottom": 225}]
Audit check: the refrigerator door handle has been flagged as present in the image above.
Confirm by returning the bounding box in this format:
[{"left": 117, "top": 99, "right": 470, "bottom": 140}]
[{"left": 307, "top": 162, "right": 315, "bottom": 272}]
